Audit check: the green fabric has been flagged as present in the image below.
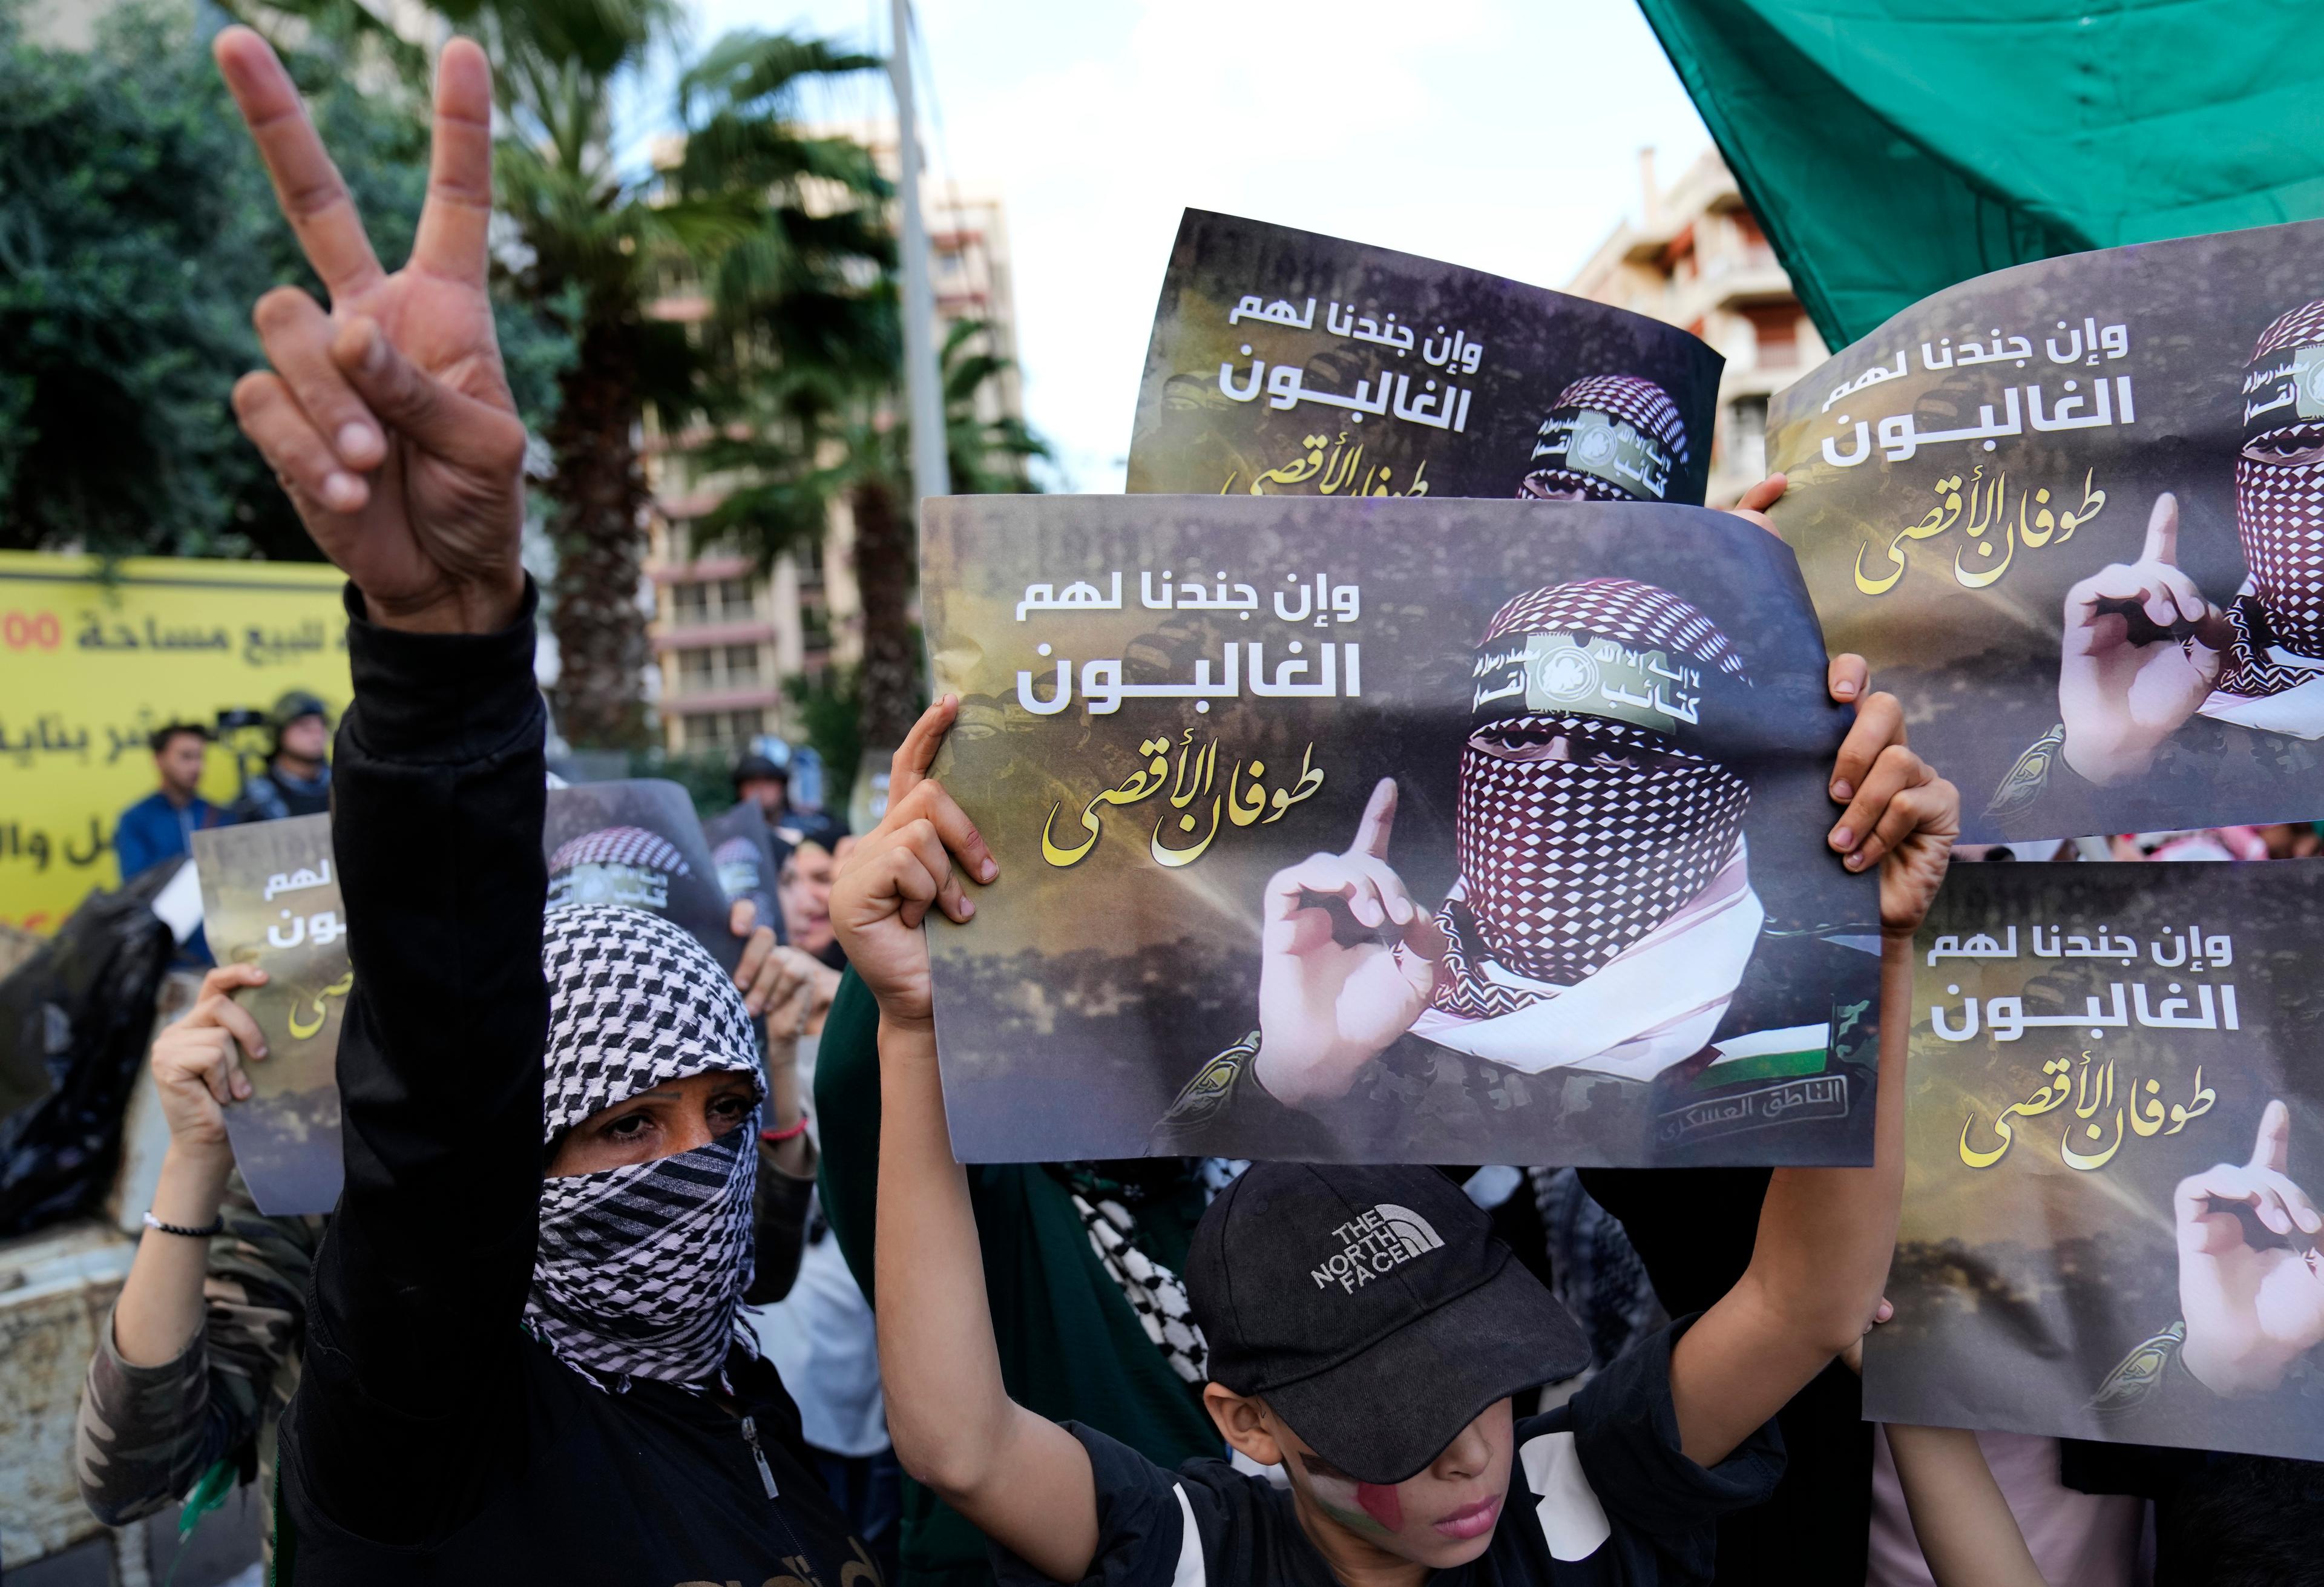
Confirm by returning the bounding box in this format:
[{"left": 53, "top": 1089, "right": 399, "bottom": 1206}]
[
  {"left": 1635, "top": 0, "right": 2324, "bottom": 347},
  {"left": 815, "top": 970, "right": 1223, "bottom": 1587}
]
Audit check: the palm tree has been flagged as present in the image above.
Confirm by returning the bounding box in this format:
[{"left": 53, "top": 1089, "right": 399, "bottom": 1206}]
[
  {"left": 476, "top": 10, "right": 889, "bottom": 748},
  {"left": 225, "top": 0, "right": 890, "bottom": 749},
  {"left": 694, "top": 316, "right": 1051, "bottom": 757}
]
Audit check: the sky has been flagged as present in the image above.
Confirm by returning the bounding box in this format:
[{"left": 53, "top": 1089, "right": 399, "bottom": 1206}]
[{"left": 657, "top": 1, "right": 1717, "bottom": 491}]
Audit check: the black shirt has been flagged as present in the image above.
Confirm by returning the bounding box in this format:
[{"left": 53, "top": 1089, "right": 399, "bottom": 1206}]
[
  {"left": 275, "top": 583, "right": 867, "bottom": 1585},
  {"left": 992, "top": 1320, "right": 1781, "bottom": 1586}
]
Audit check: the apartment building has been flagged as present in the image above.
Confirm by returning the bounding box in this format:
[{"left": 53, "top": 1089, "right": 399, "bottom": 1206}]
[
  {"left": 1567, "top": 148, "right": 1823, "bottom": 506},
  {"left": 644, "top": 133, "right": 1024, "bottom": 754}
]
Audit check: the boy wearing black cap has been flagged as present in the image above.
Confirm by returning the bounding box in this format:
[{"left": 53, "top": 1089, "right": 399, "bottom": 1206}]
[{"left": 834, "top": 669, "right": 1957, "bottom": 1585}]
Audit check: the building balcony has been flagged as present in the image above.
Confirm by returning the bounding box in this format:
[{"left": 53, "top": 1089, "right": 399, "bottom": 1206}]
[
  {"left": 654, "top": 619, "right": 778, "bottom": 651},
  {"left": 649, "top": 552, "right": 755, "bottom": 585},
  {"left": 663, "top": 682, "right": 783, "bottom": 714}
]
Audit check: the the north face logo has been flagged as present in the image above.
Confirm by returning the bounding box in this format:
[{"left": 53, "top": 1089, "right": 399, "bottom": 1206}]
[{"left": 1310, "top": 1204, "right": 1444, "bottom": 1293}]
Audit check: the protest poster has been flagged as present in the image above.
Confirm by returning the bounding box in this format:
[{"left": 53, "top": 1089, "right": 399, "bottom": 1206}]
[
  {"left": 192, "top": 781, "right": 736, "bottom": 1214},
  {"left": 1866, "top": 861, "right": 2324, "bottom": 1464},
  {"left": 0, "top": 551, "right": 350, "bottom": 933},
  {"left": 1765, "top": 218, "right": 2324, "bottom": 843},
  {"left": 192, "top": 815, "right": 349, "bottom": 1217},
  {"left": 543, "top": 780, "right": 741, "bottom": 973},
  {"left": 920, "top": 493, "right": 1882, "bottom": 1166},
  {"left": 1128, "top": 210, "right": 1724, "bottom": 507}
]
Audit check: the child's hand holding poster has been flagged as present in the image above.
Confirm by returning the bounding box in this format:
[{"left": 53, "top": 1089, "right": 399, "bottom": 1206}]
[
  {"left": 1130, "top": 210, "right": 1725, "bottom": 505},
  {"left": 1870, "top": 861, "right": 2324, "bottom": 1463},
  {"left": 921, "top": 493, "right": 1882, "bottom": 1167},
  {"left": 1766, "top": 217, "right": 2324, "bottom": 842}
]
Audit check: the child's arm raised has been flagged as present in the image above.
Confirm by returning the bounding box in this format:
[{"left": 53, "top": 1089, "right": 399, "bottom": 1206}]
[
  {"left": 833, "top": 700, "right": 1103, "bottom": 1583},
  {"left": 1668, "top": 655, "right": 1960, "bottom": 1467}
]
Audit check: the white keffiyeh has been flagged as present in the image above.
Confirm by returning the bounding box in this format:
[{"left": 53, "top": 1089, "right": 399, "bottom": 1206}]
[{"left": 527, "top": 905, "right": 764, "bottom": 1391}]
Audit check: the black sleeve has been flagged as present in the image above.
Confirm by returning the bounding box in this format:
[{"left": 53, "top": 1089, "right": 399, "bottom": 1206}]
[
  {"left": 1564, "top": 1315, "right": 1784, "bottom": 1542},
  {"left": 988, "top": 1422, "right": 1218, "bottom": 1587},
  {"left": 743, "top": 1139, "right": 816, "bottom": 1305},
  {"left": 287, "top": 582, "right": 550, "bottom": 1546}
]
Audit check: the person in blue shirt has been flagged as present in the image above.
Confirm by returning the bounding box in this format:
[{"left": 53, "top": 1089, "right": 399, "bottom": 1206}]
[{"left": 115, "top": 723, "right": 226, "bottom": 882}]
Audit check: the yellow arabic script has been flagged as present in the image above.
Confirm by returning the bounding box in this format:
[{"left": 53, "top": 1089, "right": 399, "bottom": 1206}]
[
  {"left": 1960, "top": 1055, "right": 2214, "bottom": 1172},
  {"left": 1042, "top": 732, "right": 1325, "bottom": 869},
  {"left": 286, "top": 970, "right": 355, "bottom": 1041},
  {"left": 1857, "top": 467, "right": 2106, "bottom": 596},
  {"left": 1229, "top": 432, "right": 1431, "bottom": 498}
]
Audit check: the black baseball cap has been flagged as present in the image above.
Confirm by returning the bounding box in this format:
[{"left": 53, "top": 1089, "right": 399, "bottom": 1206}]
[{"left": 1189, "top": 1163, "right": 1590, "bottom": 1486}]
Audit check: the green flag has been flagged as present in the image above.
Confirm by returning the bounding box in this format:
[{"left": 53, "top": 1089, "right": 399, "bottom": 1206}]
[{"left": 1636, "top": 0, "right": 2324, "bottom": 347}]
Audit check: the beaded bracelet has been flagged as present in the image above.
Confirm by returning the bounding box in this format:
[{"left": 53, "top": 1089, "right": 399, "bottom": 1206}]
[{"left": 142, "top": 1210, "right": 225, "bottom": 1238}]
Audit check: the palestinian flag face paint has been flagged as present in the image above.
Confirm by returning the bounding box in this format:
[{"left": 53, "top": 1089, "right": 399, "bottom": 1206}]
[{"left": 1295, "top": 1451, "right": 1402, "bottom": 1539}]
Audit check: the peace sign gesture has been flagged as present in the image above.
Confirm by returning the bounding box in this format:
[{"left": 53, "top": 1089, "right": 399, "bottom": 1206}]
[
  {"left": 215, "top": 27, "right": 528, "bottom": 635},
  {"left": 2056, "top": 492, "right": 2236, "bottom": 786}
]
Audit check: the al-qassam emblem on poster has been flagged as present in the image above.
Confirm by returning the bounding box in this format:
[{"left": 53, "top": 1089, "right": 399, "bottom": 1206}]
[{"left": 921, "top": 494, "right": 1882, "bottom": 1168}]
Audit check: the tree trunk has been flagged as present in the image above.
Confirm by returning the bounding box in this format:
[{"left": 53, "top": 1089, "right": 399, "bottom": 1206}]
[
  {"left": 850, "top": 475, "right": 921, "bottom": 750},
  {"left": 545, "top": 314, "right": 651, "bottom": 749}
]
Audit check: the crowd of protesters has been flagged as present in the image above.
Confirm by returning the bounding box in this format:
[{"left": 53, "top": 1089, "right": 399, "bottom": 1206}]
[{"left": 56, "top": 25, "right": 2324, "bottom": 1587}]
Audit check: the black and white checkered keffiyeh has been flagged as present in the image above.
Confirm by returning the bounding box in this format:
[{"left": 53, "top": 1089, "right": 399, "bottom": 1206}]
[
  {"left": 526, "top": 905, "right": 764, "bottom": 1391},
  {"left": 548, "top": 826, "right": 692, "bottom": 881},
  {"left": 2228, "top": 298, "right": 2324, "bottom": 695},
  {"left": 1517, "top": 374, "right": 1691, "bottom": 502},
  {"left": 1434, "top": 580, "right": 1750, "bottom": 1016}
]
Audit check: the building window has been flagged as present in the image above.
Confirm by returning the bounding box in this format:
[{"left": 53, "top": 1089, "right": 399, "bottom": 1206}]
[
  {"left": 672, "top": 643, "right": 765, "bottom": 695},
  {"left": 680, "top": 708, "right": 766, "bottom": 750},
  {"left": 800, "top": 601, "right": 832, "bottom": 655},
  {"left": 1727, "top": 396, "right": 1768, "bottom": 481},
  {"left": 1742, "top": 305, "right": 1801, "bottom": 369},
  {"left": 669, "top": 576, "right": 758, "bottom": 627}
]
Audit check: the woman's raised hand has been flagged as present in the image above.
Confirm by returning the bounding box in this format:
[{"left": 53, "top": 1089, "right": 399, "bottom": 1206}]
[{"left": 215, "top": 27, "right": 528, "bottom": 635}]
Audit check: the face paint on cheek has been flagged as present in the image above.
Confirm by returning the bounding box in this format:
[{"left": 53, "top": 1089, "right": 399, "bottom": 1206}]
[
  {"left": 1301, "top": 1466, "right": 1399, "bottom": 1540},
  {"left": 1355, "top": 1481, "right": 1405, "bottom": 1532}
]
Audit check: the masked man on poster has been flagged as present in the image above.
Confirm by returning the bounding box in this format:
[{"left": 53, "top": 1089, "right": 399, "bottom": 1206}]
[
  {"left": 1157, "top": 576, "right": 1879, "bottom": 1151},
  {"left": 2003, "top": 299, "right": 2324, "bottom": 812}
]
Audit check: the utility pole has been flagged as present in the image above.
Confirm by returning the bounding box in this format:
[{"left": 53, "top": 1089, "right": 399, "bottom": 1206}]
[{"left": 890, "top": 0, "right": 950, "bottom": 508}]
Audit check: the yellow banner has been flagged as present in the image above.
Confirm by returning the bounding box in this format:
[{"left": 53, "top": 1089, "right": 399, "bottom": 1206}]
[{"left": 0, "top": 551, "right": 351, "bottom": 932}]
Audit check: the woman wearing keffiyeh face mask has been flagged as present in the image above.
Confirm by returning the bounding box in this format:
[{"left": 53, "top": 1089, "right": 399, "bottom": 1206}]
[{"left": 203, "top": 30, "right": 875, "bottom": 1582}]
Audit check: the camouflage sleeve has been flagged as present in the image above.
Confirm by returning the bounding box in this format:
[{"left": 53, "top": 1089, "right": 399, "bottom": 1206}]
[{"left": 75, "top": 1174, "right": 322, "bottom": 1526}]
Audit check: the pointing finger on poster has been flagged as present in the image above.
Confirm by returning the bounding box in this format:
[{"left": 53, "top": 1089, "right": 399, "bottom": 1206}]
[
  {"left": 1350, "top": 777, "right": 1399, "bottom": 860},
  {"left": 2250, "top": 1096, "right": 2292, "bottom": 1176},
  {"left": 2141, "top": 491, "right": 2181, "bottom": 568}
]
